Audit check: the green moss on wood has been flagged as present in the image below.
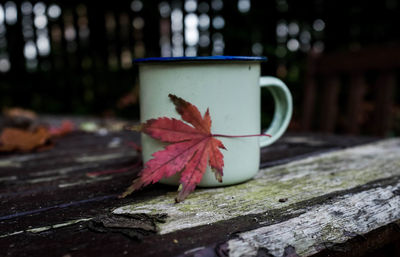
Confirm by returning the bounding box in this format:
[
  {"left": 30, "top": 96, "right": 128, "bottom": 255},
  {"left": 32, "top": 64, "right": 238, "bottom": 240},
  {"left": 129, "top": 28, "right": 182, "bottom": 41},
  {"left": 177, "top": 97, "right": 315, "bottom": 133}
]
[{"left": 113, "top": 139, "right": 400, "bottom": 234}]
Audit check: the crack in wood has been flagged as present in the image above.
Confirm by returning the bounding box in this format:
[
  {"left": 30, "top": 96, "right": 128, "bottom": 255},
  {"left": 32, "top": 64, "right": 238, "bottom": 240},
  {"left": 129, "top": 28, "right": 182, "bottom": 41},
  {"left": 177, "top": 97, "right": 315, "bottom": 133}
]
[
  {"left": 87, "top": 213, "right": 168, "bottom": 240},
  {"left": 0, "top": 218, "right": 92, "bottom": 238},
  {"left": 0, "top": 194, "right": 117, "bottom": 221}
]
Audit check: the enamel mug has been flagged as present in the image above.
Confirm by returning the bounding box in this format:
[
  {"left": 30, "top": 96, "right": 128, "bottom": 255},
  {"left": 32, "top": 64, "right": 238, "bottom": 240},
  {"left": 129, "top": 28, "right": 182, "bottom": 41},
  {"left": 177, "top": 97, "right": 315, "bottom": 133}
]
[{"left": 134, "top": 56, "right": 292, "bottom": 187}]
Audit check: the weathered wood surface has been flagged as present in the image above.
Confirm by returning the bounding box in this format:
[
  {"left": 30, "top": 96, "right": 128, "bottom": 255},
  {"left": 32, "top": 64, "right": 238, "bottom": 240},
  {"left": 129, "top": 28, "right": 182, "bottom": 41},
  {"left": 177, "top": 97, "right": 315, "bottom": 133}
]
[
  {"left": 1, "top": 128, "right": 399, "bottom": 257},
  {"left": 114, "top": 139, "right": 400, "bottom": 235}
]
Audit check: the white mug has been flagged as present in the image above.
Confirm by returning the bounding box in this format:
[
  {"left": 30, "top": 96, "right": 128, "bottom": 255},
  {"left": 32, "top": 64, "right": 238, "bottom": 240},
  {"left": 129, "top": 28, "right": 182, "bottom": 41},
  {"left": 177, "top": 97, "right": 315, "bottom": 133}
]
[{"left": 135, "top": 56, "right": 292, "bottom": 187}]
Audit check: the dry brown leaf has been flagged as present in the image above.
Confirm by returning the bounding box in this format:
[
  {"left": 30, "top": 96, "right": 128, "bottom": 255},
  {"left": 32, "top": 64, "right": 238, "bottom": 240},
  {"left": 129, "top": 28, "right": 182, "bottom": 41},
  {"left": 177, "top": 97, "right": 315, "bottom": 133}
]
[
  {"left": 3, "top": 107, "right": 37, "bottom": 129},
  {"left": 0, "top": 127, "right": 51, "bottom": 152}
]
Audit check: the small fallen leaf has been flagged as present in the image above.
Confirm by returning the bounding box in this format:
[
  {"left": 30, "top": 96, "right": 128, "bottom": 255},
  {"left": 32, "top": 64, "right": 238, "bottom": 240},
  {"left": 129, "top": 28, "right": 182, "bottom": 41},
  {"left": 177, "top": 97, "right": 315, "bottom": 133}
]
[
  {"left": 3, "top": 107, "right": 37, "bottom": 120},
  {"left": 0, "top": 127, "right": 51, "bottom": 152},
  {"left": 49, "top": 120, "right": 75, "bottom": 137},
  {"left": 3, "top": 107, "right": 37, "bottom": 129},
  {"left": 0, "top": 119, "right": 75, "bottom": 153}
]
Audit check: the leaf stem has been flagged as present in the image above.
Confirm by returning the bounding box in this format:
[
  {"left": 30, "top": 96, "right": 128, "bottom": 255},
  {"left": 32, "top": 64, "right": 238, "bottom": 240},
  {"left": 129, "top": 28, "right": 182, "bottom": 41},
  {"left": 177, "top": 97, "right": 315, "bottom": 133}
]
[{"left": 212, "top": 133, "right": 271, "bottom": 138}]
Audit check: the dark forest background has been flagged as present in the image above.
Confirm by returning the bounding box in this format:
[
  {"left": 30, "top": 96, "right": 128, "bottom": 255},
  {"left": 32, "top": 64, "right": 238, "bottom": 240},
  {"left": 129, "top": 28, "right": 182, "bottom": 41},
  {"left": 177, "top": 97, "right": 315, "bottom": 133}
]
[{"left": 0, "top": 0, "right": 399, "bottom": 135}]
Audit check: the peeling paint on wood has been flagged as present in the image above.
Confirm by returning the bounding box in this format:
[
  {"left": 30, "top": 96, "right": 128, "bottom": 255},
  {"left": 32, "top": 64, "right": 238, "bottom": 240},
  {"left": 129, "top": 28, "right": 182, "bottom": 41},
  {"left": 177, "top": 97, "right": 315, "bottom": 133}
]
[
  {"left": 27, "top": 218, "right": 92, "bottom": 233},
  {"left": 0, "top": 175, "right": 17, "bottom": 182},
  {"left": 75, "top": 152, "right": 137, "bottom": 163},
  {"left": 32, "top": 164, "right": 98, "bottom": 177},
  {"left": 0, "top": 159, "right": 20, "bottom": 168},
  {"left": 281, "top": 136, "right": 326, "bottom": 146},
  {"left": 0, "top": 218, "right": 92, "bottom": 238},
  {"left": 87, "top": 213, "right": 168, "bottom": 240},
  {"left": 227, "top": 183, "right": 400, "bottom": 257},
  {"left": 0, "top": 230, "right": 23, "bottom": 239},
  {"left": 26, "top": 175, "right": 69, "bottom": 184},
  {"left": 113, "top": 139, "right": 400, "bottom": 235},
  {"left": 58, "top": 176, "right": 113, "bottom": 188},
  {"left": 0, "top": 152, "right": 54, "bottom": 164}
]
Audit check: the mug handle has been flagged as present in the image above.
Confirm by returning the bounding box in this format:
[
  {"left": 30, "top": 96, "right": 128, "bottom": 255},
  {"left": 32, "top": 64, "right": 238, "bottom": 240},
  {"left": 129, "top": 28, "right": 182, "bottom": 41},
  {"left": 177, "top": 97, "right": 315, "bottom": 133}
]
[{"left": 259, "top": 76, "right": 293, "bottom": 147}]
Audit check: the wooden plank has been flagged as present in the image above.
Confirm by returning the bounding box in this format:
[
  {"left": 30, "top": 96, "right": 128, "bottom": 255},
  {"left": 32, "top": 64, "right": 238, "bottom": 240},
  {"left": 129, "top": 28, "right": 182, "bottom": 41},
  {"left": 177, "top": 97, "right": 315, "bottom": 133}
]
[
  {"left": 0, "top": 130, "right": 383, "bottom": 257},
  {"left": 346, "top": 73, "right": 367, "bottom": 134},
  {"left": 0, "top": 133, "right": 376, "bottom": 237},
  {"left": 319, "top": 76, "right": 340, "bottom": 132},
  {"left": 227, "top": 183, "right": 400, "bottom": 257},
  {"left": 113, "top": 139, "right": 400, "bottom": 235},
  {"left": 301, "top": 53, "right": 318, "bottom": 131},
  {"left": 371, "top": 72, "right": 396, "bottom": 136},
  {"left": 315, "top": 44, "right": 400, "bottom": 74}
]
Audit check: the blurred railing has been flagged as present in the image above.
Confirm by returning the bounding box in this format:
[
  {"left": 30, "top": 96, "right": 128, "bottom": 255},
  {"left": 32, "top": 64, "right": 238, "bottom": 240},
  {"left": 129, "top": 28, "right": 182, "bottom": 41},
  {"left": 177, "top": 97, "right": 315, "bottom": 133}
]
[{"left": 302, "top": 44, "right": 400, "bottom": 136}]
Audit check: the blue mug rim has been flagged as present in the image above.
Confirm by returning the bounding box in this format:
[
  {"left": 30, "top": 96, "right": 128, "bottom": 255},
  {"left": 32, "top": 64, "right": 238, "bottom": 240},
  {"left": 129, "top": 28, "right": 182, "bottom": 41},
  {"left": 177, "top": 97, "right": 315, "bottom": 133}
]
[{"left": 133, "top": 56, "right": 267, "bottom": 64}]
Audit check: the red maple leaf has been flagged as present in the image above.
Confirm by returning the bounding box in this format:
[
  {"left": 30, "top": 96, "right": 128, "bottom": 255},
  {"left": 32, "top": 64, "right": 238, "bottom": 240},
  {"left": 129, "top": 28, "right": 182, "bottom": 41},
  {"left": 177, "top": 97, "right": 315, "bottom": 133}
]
[
  {"left": 121, "top": 94, "right": 270, "bottom": 202},
  {"left": 121, "top": 94, "right": 226, "bottom": 202}
]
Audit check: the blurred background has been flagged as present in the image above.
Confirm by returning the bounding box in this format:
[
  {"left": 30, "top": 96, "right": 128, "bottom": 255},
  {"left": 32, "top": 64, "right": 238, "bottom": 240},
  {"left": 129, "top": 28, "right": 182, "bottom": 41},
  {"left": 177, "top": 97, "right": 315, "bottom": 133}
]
[{"left": 0, "top": 0, "right": 399, "bottom": 136}]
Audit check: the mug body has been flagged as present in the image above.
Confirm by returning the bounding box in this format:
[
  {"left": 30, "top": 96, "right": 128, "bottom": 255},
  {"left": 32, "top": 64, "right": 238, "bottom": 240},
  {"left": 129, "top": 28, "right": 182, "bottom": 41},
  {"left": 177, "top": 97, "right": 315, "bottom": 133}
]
[{"left": 137, "top": 57, "right": 266, "bottom": 187}]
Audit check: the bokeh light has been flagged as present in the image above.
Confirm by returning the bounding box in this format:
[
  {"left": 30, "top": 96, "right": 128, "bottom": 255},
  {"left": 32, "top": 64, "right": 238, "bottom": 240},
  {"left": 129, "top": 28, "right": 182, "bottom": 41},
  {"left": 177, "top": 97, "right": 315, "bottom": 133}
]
[
  {"left": 313, "top": 19, "right": 325, "bottom": 31},
  {"left": 5, "top": 2, "right": 18, "bottom": 25},
  {"left": 238, "top": 0, "right": 251, "bottom": 13},
  {"left": 48, "top": 4, "right": 62, "bottom": 19},
  {"left": 287, "top": 38, "right": 300, "bottom": 51},
  {"left": 24, "top": 40, "right": 37, "bottom": 60},
  {"left": 131, "top": 0, "right": 143, "bottom": 12}
]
